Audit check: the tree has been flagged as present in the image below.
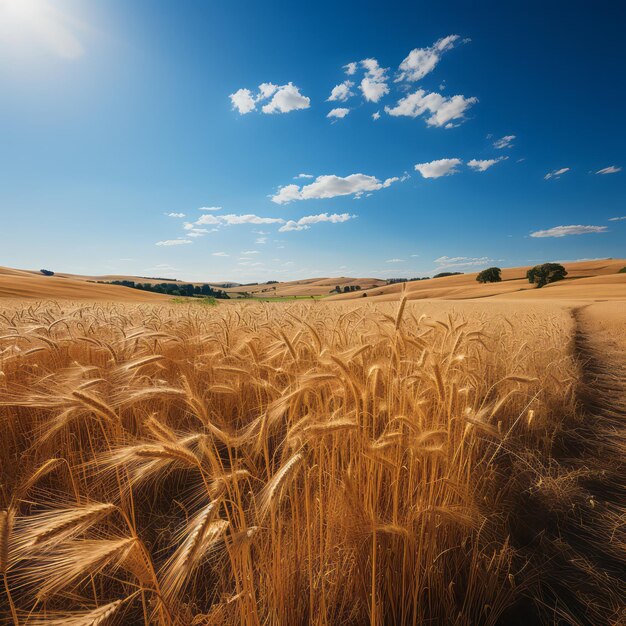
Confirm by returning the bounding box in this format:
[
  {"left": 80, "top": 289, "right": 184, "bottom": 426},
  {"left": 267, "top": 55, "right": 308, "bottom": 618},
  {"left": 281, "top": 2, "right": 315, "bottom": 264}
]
[
  {"left": 526, "top": 263, "right": 568, "bottom": 288},
  {"left": 476, "top": 267, "right": 502, "bottom": 283},
  {"left": 40, "top": 269, "right": 55, "bottom": 276}
]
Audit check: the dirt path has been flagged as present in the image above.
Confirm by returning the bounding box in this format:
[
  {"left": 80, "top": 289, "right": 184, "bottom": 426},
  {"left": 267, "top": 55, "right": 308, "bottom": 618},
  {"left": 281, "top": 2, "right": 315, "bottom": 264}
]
[{"left": 554, "top": 303, "right": 626, "bottom": 623}]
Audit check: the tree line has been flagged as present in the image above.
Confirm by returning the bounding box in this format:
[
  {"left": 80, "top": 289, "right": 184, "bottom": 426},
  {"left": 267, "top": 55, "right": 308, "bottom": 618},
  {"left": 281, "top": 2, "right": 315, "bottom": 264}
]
[{"left": 94, "top": 280, "right": 230, "bottom": 298}]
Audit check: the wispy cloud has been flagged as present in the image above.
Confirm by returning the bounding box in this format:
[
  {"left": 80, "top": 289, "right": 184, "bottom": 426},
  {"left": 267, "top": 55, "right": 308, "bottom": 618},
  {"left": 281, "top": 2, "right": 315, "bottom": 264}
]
[
  {"left": 608, "top": 216, "right": 626, "bottom": 221},
  {"left": 529, "top": 225, "right": 608, "bottom": 238},
  {"left": 212, "top": 252, "right": 229, "bottom": 257},
  {"left": 198, "top": 206, "right": 222, "bottom": 211},
  {"left": 294, "top": 173, "right": 314, "bottom": 179},
  {"left": 155, "top": 239, "right": 192, "bottom": 246},
  {"left": 386, "top": 258, "right": 404, "bottom": 263},
  {"left": 493, "top": 135, "right": 515, "bottom": 149},
  {"left": 544, "top": 167, "right": 570, "bottom": 180},
  {"left": 467, "top": 157, "right": 508, "bottom": 171},
  {"left": 595, "top": 165, "right": 621, "bottom": 175},
  {"left": 396, "top": 35, "right": 460, "bottom": 82},
  {"left": 434, "top": 256, "right": 495, "bottom": 269},
  {"left": 165, "top": 212, "right": 185, "bottom": 218}
]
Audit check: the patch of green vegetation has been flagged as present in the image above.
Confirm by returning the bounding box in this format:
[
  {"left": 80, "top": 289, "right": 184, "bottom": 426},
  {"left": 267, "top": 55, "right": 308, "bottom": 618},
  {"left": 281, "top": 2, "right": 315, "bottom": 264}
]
[
  {"left": 618, "top": 267, "right": 626, "bottom": 273},
  {"left": 170, "top": 296, "right": 218, "bottom": 306},
  {"left": 251, "top": 295, "right": 328, "bottom": 302}
]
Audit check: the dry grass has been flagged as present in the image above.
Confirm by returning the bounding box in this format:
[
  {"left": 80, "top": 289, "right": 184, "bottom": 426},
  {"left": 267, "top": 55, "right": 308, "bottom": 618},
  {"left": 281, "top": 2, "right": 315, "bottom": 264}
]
[{"left": 0, "top": 299, "right": 623, "bottom": 625}]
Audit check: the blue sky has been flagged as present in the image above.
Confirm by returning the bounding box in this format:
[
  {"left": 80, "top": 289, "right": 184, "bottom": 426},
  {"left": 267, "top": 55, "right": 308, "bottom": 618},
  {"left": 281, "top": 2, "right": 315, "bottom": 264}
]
[{"left": 0, "top": 0, "right": 624, "bottom": 282}]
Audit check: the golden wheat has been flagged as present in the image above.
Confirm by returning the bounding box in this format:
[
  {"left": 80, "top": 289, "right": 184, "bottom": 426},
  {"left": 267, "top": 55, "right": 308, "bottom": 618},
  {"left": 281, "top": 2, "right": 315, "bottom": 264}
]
[{"left": 0, "top": 299, "right": 622, "bottom": 625}]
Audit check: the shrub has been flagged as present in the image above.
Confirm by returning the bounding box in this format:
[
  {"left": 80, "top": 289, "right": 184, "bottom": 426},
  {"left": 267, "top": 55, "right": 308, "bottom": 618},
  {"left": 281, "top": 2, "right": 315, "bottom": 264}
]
[
  {"left": 476, "top": 267, "right": 502, "bottom": 283},
  {"left": 526, "top": 263, "right": 568, "bottom": 288},
  {"left": 618, "top": 267, "right": 626, "bottom": 273},
  {"left": 433, "top": 271, "right": 463, "bottom": 279},
  {"left": 40, "top": 269, "right": 55, "bottom": 276}
]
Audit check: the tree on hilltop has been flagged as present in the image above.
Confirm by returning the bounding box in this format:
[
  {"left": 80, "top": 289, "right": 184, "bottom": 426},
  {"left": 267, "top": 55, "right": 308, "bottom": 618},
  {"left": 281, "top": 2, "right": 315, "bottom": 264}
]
[
  {"left": 476, "top": 267, "right": 502, "bottom": 283},
  {"left": 526, "top": 263, "right": 567, "bottom": 288}
]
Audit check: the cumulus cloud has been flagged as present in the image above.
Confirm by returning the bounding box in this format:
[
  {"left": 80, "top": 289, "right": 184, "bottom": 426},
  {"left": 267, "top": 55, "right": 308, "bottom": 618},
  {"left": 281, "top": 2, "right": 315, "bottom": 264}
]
[
  {"left": 372, "top": 111, "right": 381, "bottom": 120},
  {"left": 608, "top": 216, "right": 626, "bottom": 221},
  {"left": 261, "top": 83, "right": 311, "bottom": 114},
  {"left": 229, "top": 88, "right": 256, "bottom": 115},
  {"left": 596, "top": 165, "right": 621, "bottom": 175},
  {"left": 328, "top": 80, "right": 354, "bottom": 102},
  {"left": 278, "top": 213, "right": 355, "bottom": 232},
  {"left": 230, "top": 82, "right": 310, "bottom": 115},
  {"left": 271, "top": 173, "right": 400, "bottom": 204},
  {"left": 396, "top": 35, "right": 460, "bottom": 82},
  {"left": 360, "top": 58, "right": 389, "bottom": 103},
  {"left": 544, "top": 167, "right": 570, "bottom": 180},
  {"left": 414, "top": 158, "right": 462, "bottom": 179},
  {"left": 493, "top": 135, "right": 515, "bottom": 149},
  {"left": 166, "top": 212, "right": 185, "bottom": 218},
  {"left": 529, "top": 225, "right": 608, "bottom": 238},
  {"left": 467, "top": 157, "right": 507, "bottom": 172},
  {"left": 344, "top": 62, "right": 357, "bottom": 75},
  {"left": 327, "top": 107, "right": 350, "bottom": 119},
  {"left": 385, "top": 89, "right": 477, "bottom": 127},
  {"left": 155, "top": 239, "right": 192, "bottom": 246}
]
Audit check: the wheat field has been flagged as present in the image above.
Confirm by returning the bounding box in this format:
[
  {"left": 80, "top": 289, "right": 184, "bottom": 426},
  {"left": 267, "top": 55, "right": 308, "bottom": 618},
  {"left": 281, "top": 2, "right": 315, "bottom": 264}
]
[{"left": 0, "top": 299, "right": 623, "bottom": 625}]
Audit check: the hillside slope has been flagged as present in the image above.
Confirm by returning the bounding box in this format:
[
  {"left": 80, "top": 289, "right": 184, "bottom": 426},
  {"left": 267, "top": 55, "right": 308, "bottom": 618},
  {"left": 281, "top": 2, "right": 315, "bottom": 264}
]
[
  {"left": 328, "top": 259, "right": 626, "bottom": 302},
  {"left": 0, "top": 267, "right": 171, "bottom": 301}
]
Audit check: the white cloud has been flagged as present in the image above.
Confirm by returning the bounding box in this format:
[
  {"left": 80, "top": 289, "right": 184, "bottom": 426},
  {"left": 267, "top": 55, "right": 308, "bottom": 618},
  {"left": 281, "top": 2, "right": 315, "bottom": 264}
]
[
  {"left": 198, "top": 206, "right": 222, "bottom": 211},
  {"left": 230, "top": 83, "right": 310, "bottom": 115},
  {"left": 278, "top": 213, "right": 355, "bottom": 232},
  {"left": 467, "top": 157, "right": 507, "bottom": 172},
  {"left": 493, "top": 135, "right": 515, "bottom": 149},
  {"left": 294, "top": 173, "right": 314, "bottom": 179},
  {"left": 434, "top": 256, "right": 495, "bottom": 269},
  {"left": 344, "top": 62, "right": 357, "bottom": 75},
  {"left": 414, "top": 158, "right": 462, "bottom": 179},
  {"left": 385, "top": 89, "right": 477, "bottom": 127},
  {"left": 229, "top": 88, "right": 256, "bottom": 114},
  {"left": 372, "top": 111, "right": 380, "bottom": 120},
  {"left": 327, "top": 107, "right": 350, "bottom": 119},
  {"left": 242, "top": 250, "right": 260, "bottom": 255},
  {"left": 396, "top": 35, "right": 460, "bottom": 82},
  {"left": 166, "top": 212, "right": 185, "bottom": 218},
  {"left": 596, "top": 165, "right": 621, "bottom": 175},
  {"left": 221, "top": 214, "right": 285, "bottom": 225},
  {"left": 386, "top": 258, "right": 404, "bottom": 263},
  {"left": 256, "top": 236, "right": 268, "bottom": 244},
  {"left": 271, "top": 173, "right": 400, "bottom": 204},
  {"left": 212, "top": 252, "right": 229, "bottom": 257},
  {"left": 544, "top": 167, "right": 570, "bottom": 180},
  {"left": 195, "top": 213, "right": 285, "bottom": 227},
  {"left": 608, "top": 216, "right": 626, "bottom": 221},
  {"left": 360, "top": 58, "right": 389, "bottom": 103},
  {"left": 261, "top": 83, "right": 310, "bottom": 114},
  {"left": 529, "top": 225, "right": 608, "bottom": 238},
  {"left": 328, "top": 80, "right": 354, "bottom": 102},
  {"left": 155, "top": 239, "right": 192, "bottom": 246}
]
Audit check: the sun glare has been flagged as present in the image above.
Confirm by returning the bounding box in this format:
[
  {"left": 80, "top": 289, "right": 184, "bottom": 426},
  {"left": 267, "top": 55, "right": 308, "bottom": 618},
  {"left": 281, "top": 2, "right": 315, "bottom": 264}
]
[{"left": 0, "top": 0, "right": 84, "bottom": 59}]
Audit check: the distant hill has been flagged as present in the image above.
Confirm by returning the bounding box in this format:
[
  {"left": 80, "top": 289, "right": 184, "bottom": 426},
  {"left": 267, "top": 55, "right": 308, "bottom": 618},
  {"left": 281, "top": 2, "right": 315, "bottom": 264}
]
[
  {"left": 1, "top": 260, "right": 624, "bottom": 301},
  {"left": 328, "top": 259, "right": 626, "bottom": 302}
]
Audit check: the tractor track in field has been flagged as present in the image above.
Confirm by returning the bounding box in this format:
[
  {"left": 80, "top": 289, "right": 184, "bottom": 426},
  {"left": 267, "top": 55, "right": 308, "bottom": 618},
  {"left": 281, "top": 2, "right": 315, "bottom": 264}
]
[{"left": 537, "top": 305, "right": 626, "bottom": 624}]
